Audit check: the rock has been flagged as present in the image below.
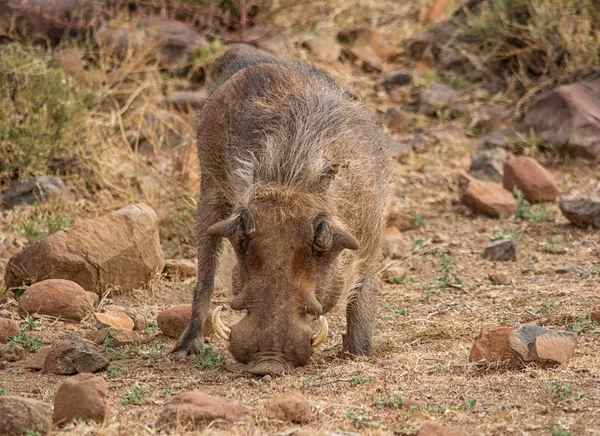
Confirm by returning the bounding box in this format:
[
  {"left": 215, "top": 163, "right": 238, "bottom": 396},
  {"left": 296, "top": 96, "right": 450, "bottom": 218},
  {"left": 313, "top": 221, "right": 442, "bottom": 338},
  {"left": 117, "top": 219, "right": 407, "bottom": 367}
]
[
  {"left": 458, "top": 174, "right": 517, "bottom": 218},
  {"left": 341, "top": 27, "right": 395, "bottom": 72},
  {"left": 432, "top": 233, "right": 449, "bottom": 243},
  {"left": 54, "top": 373, "right": 109, "bottom": 425},
  {"left": 0, "top": 318, "right": 19, "bottom": 343},
  {"left": 523, "top": 83, "right": 600, "bottom": 160},
  {"left": 1, "top": 175, "right": 75, "bottom": 209},
  {"left": 429, "top": 125, "right": 464, "bottom": 143},
  {"left": 0, "top": 396, "right": 52, "bottom": 436},
  {"left": 410, "top": 134, "right": 429, "bottom": 153},
  {"left": 478, "top": 130, "right": 522, "bottom": 152},
  {"left": 50, "top": 48, "right": 86, "bottom": 82},
  {"left": 389, "top": 140, "right": 412, "bottom": 163},
  {"left": 469, "top": 148, "right": 514, "bottom": 183},
  {"left": 591, "top": 308, "right": 600, "bottom": 324},
  {"left": 0, "top": 309, "right": 12, "bottom": 319},
  {"left": 0, "top": 342, "right": 26, "bottom": 362},
  {"left": 43, "top": 333, "right": 109, "bottom": 375},
  {"left": 472, "top": 107, "right": 514, "bottom": 134},
  {"left": 93, "top": 328, "right": 141, "bottom": 346},
  {"left": 418, "top": 84, "right": 458, "bottom": 116},
  {"left": 503, "top": 157, "right": 558, "bottom": 202},
  {"left": 469, "top": 325, "right": 514, "bottom": 364},
  {"left": 163, "top": 259, "right": 198, "bottom": 280},
  {"left": 488, "top": 271, "right": 511, "bottom": 285},
  {"left": 482, "top": 240, "right": 519, "bottom": 262},
  {"left": 383, "top": 266, "right": 407, "bottom": 283},
  {"left": 265, "top": 392, "right": 311, "bottom": 424},
  {"left": 132, "top": 313, "right": 150, "bottom": 331},
  {"left": 380, "top": 70, "right": 412, "bottom": 92},
  {"left": 157, "top": 304, "right": 213, "bottom": 339},
  {"left": 559, "top": 198, "right": 600, "bottom": 229},
  {"left": 5, "top": 203, "right": 165, "bottom": 294},
  {"left": 509, "top": 324, "right": 577, "bottom": 366},
  {"left": 156, "top": 391, "right": 252, "bottom": 431},
  {"left": 387, "top": 210, "right": 417, "bottom": 231},
  {"left": 419, "top": 0, "right": 448, "bottom": 25},
  {"left": 302, "top": 32, "right": 341, "bottom": 62},
  {"left": 18, "top": 279, "right": 94, "bottom": 321},
  {"left": 163, "top": 91, "right": 207, "bottom": 113},
  {"left": 384, "top": 107, "right": 411, "bottom": 133},
  {"left": 24, "top": 347, "right": 52, "bottom": 370},
  {"left": 95, "top": 312, "right": 134, "bottom": 331},
  {"left": 417, "top": 424, "right": 468, "bottom": 436},
  {"left": 383, "top": 227, "right": 412, "bottom": 259}
]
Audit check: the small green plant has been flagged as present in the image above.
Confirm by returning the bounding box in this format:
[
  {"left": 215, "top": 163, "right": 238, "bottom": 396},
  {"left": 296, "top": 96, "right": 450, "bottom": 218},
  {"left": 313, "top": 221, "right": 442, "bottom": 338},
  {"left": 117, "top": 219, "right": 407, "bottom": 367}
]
[
  {"left": 107, "top": 367, "right": 128, "bottom": 379},
  {"left": 196, "top": 347, "right": 226, "bottom": 369},
  {"left": 374, "top": 393, "right": 404, "bottom": 409},
  {"left": 411, "top": 236, "right": 424, "bottom": 249},
  {"left": 26, "top": 432, "right": 42, "bottom": 436},
  {"left": 459, "top": 399, "right": 477, "bottom": 410},
  {"left": 550, "top": 424, "right": 573, "bottom": 436},
  {"left": 437, "top": 253, "right": 462, "bottom": 288},
  {"left": 21, "top": 213, "right": 71, "bottom": 243},
  {"left": 380, "top": 303, "right": 407, "bottom": 319},
  {"left": 350, "top": 376, "right": 373, "bottom": 385},
  {"left": 538, "top": 235, "right": 567, "bottom": 254},
  {"left": 100, "top": 338, "right": 132, "bottom": 361},
  {"left": 148, "top": 339, "right": 167, "bottom": 359},
  {"left": 121, "top": 385, "right": 151, "bottom": 406},
  {"left": 8, "top": 330, "right": 43, "bottom": 352},
  {"left": 567, "top": 317, "right": 599, "bottom": 335},
  {"left": 345, "top": 411, "right": 378, "bottom": 429},
  {"left": 143, "top": 320, "right": 158, "bottom": 335},
  {"left": 421, "top": 284, "right": 441, "bottom": 303},
  {"left": 415, "top": 213, "right": 427, "bottom": 227},
  {"left": 537, "top": 301, "right": 554, "bottom": 315},
  {"left": 514, "top": 189, "right": 550, "bottom": 223}
]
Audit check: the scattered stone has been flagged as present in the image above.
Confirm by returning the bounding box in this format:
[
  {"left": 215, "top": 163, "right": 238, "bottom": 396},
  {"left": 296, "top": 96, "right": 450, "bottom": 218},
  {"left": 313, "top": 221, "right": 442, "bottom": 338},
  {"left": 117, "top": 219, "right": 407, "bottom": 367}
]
[
  {"left": 24, "top": 347, "right": 52, "bottom": 371},
  {"left": 302, "top": 32, "right": 341, "bottom": 62},
  {"left": 383, "top": 266, "right": 407, "bottom": 284},
  {"left": 383, "top": 227, "right": 412, "bottom": 259},
  {"left": 591, "top": 308, "right": 600, "bottom": 324},
  {"left": 0, "top": 309, "right": 11, "bottom": 319},
  {"left": 163, "top": 91, "right": 208, "bottom": 113},
  {"left": 156, "top": 391, "right": 252, "bottom": 431},
  {"left": 473, "top": 107, "right": 514, "bottom": 134},
  {"left": 410, "top": 134, "right": 429, "bottom": 153},
  {"left": 555, "top": 265, "right": 576, "bottom": 274},
  {"left": 163, "top": 259, "right": 198, "bottom": 279},
  {"left": 559, "top": 198, "right": 600, "bottom": 229},
  {"left": 5, "top": 203, "right": 165, "bottom": 294},
  {"left": 380, "top": 70, "right": 412, "bottom": 92},
  {"left": 132, "top": 313, "right": 150, "bottom": 331},
  {"left": 54, "top": 373, "right": 109, "bottom": 425},
  {"left": 432, "top": 233, "right": 449, "bottom": 243},
  {"left": 0, "top": 342, "right": 26, "bottom": 362},
  {"left": 389, "top": 140, "right": 412, "bottom": 163},
  {"left": 482, "top": 240, "right": 519, "bottom": 262},
  {"left": 503, "top": 157, "right": 559, "bottom": 202},
  {"left": 93, "top": 328, "right": 141, "bottom": 347},
  {"left": 157, "top": 304, "right": 214, "bottom": 339},
  {"left": 340, "top": 27, "right": 395, "bottom": 72},
  {"left": 95, "top": 312, "right": 134, "bottom": 331},
  {"left": 429, "top": 125, "right": 464, "bottom": 143},
  {"left": 18, "top": 279, "right": 94, "bottom": 321},
  {"left": 469, "top": 325, "right": 514, "bottom": 364},
  {"left": 523, "top": 83, "right": 600, "bottom": 160},
  {"left": 0, "top": 318, "right": 19, "bottom": 343},
  {"left": 509, "top": 324, "right": 577, "bottom": 366},
  {"left": 0, "top": 396, "right": 52, "bottom": 436},
  {"left": 387, "top": 208, "right": 417, "bottom": 231},
  {"left": 419, "top": 0, "right": 448, "bottom": 25},
  {"left": 1, "top": 175, "right": 75, "bottom": 209},
  {"left": 418, "top": 83, "right": 458, "bottom": 117},
  {"left": 265, "top": 392, "right": 311, "bottom": 424},
  {"left": 417, "top": 424, "right": 468, "bottom": 436},
  {"left": 488, "top": 271, "right": 511, "bottom": 285},
  {"left": 458, "top": 174, "right": 517, "bottom": 218},
  {"left": 384, "top": 107, "right": 411, "bottom": 133},
  {"left": 478, "top": 129, "right": 522, "bottom": 153},
  {"left": 43, "top": 333, "right": 109, "bottom": 375},
  {"left": 469, "top": 148, "right": 514, "bottom": 183}
]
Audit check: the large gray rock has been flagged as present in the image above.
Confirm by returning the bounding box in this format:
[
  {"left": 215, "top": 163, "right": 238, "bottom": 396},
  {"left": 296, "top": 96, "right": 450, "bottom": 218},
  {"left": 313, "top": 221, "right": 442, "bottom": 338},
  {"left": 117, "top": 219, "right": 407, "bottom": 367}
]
[
  {"left": 43, "top": 333, "right": 109, "bottom": 375},
  {"left": 560, "top": 198, "right": 600, "bottom": 229},
  {"left": 469, "top": 148, "right": 514, "bottom": 183},
  {"left": 5, "top": 203, "right": 165, "bottom": 294},
  {"left": 1, "top": 176, "right": 75, "bottom": 209},
  {"left": 509, "top": 324, "right": 577, "bottom": 366},
  {"left": 523, "top": 83, "right": 600, "bottom": 159}
]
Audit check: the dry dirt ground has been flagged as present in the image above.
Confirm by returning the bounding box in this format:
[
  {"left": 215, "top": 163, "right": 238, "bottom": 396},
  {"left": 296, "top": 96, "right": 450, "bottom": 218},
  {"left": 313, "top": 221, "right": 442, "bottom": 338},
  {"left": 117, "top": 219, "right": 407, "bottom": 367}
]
[{"left": 2, "top": 1, "right": 600, "bottom": 435}]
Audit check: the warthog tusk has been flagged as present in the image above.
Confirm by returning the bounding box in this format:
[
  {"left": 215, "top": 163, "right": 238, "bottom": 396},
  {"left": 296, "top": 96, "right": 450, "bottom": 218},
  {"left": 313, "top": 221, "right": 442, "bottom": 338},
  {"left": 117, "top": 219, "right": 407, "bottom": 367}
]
[
  {"left": 311, "top": 315, "right": 328, "bottom": 348},
  {"left": 212, "top": 306, "right": 231, "bottom": 341}
]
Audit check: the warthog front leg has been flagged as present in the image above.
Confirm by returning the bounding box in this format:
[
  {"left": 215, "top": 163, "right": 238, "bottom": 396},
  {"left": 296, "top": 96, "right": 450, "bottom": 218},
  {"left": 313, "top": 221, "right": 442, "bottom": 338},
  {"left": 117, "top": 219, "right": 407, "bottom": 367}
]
[
  {"left": 172, "top": 193, "right": 229, "bottom": 358},
  {"left": 343, "top": 276, "right": 377, "bottom": 356}
]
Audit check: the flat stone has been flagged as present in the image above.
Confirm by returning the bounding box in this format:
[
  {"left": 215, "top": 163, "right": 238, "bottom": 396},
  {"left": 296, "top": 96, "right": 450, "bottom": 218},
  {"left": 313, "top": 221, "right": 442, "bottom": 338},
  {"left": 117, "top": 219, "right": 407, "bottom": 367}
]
[
  {"left": 469, "top": 325, "right": 514, "bottom": 364},
  {"left": 508, "top": 324, "right": 577, "bottom": 366},
  {"left": 24, "top": 347, "right": 52, "bottom": 370},
  {"left": 503, "top": 157, "right": 559, "bottom": 202},
  {"left": 482, "top": 240, "right": 519, "bottom": 262},
  {"left": 0, "top": 396, "right": 52, "bottom": 436},
  {"left": 458, "top": 174, "right": 517, "bottom": 218},
  {"left": 95, "top": 312, "right": 134, "bottom": 331},
  {"left": 156, "top": 391, "right": 252, "bottom": 431},
  {"left": 54, "top": 373, "right": 109, "bottom": 425},
  {"left": 1, "top": 175, "right": 75, "bottom": 209}
]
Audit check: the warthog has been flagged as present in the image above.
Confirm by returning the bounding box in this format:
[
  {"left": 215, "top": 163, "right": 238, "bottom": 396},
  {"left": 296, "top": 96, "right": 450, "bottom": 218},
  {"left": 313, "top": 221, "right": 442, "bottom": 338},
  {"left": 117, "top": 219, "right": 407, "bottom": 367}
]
[{"left": 172, "top": 44, "right": 391, "bottom": 375}]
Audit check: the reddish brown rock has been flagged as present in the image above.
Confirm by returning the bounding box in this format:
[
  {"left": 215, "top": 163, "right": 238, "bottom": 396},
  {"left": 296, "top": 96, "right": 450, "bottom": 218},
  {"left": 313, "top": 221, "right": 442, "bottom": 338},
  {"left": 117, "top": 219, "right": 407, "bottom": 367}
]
[
  {"left": 43, "top": 333, "right": 109, "bottom": 375},
  {"left": 95, "top": 312, "right": 134, "bottom": 331},
  {"left": 0, "top": 342, "right": 26, "bottom": 362},
  {"left": 417, "top": 424, "right": 468, "bottom": 436},
  {"left": 503, "top": 157, "right": 559, "bottom": 202},
  {"left": 0, "top": 396, "right": 52, "bottom": 436},
  {"left": 24, "top": 347, "right": 52, "bottom": 370},
  {"left": 384, "top": 107, "right": 411, "bottom": 133},
  {"left": 591, "top": 308, "right": 600, "bottom": 325},
  {"left": 0, "top": 318, "right": 19, "bottom": 344},
  {"left": 483, "top": 240, "right": 519, "bottom": 262},
  {"left": 508, "top": 324, "right": 577, "bottom": 366},
  {"left": 54, "top": 373, "right": 109, "bottom": 425},
  {"left": 157, "top": 305, "right": 213, "bottom": 339},
  {"left": 458, "top": 174, "right": 517, "bottom": 218},
  {"left": 469, "top": 325, "right": 515, "bottom": 364},
  {"left": 488, "top": 271, "right": 511, "bottom": 285},
  {"left": 19, "top": 279, "right": 93, "bottom": 321},
  {"left": 5, "top": 203, "right": 165, "bottom": 294},
  {"left": 265, "top": 392, "right": 311, "bottom": 424},
  {"left": 163, "top": 259, "right": 197, "bottom": 279},
  {"left": 156, "top": 391, "right": 252, "bottom": 430},
  {"left": 302, "top": 32, "right": 341, "bottom": 62},
  {"left": 383, "top": 227, "right": 412, "bottom": 259}
]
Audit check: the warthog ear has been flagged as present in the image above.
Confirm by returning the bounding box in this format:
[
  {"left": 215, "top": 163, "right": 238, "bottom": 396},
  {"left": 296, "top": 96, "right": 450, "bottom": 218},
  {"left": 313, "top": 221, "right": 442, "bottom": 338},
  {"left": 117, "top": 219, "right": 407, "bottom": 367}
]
[
  {"left": 207, "top": 208, "right": 255, "bottom": 240},
  {"left": 312, "top": 217, "right": 359, "bottom": 253}
]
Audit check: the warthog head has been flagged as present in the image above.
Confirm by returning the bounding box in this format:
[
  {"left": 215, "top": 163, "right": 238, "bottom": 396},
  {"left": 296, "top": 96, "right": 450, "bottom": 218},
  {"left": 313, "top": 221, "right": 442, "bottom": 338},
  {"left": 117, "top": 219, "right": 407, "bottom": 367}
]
[{"left": 207, "top": 186, "right": 358, "bottom": 375}]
